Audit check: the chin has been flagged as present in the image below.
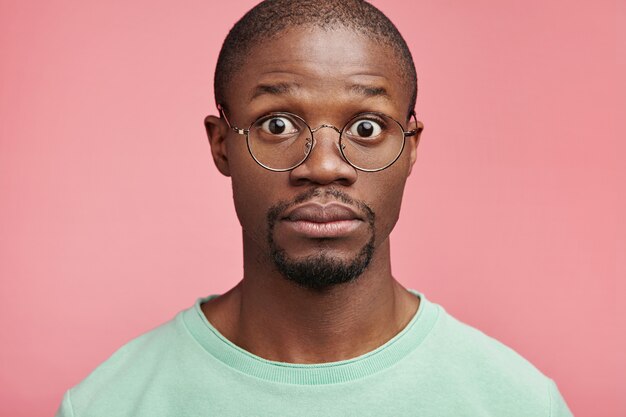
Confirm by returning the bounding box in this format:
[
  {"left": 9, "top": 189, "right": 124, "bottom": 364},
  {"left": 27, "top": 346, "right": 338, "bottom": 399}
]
[{"left": 270, "top": 242, "right": 375, "bottom": 291}]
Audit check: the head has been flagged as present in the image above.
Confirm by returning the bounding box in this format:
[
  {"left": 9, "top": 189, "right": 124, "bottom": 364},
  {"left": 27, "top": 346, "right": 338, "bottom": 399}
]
[
  {"left": 205, "top": 0, "right": 423, "bottom": 291},
  {"left": 214, "top": 0, "right": 418, "bottom": 119}
]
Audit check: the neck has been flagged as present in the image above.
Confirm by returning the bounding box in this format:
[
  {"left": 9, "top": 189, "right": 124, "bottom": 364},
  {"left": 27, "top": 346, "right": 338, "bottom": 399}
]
[{"left": 202, "top": 239, "right": 420, "bottom": 364}]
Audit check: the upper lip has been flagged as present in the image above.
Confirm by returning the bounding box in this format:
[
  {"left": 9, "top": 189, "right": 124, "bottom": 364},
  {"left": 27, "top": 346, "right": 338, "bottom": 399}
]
[{"left": 283, "top": 203, "right": 362, "bottom": 223}]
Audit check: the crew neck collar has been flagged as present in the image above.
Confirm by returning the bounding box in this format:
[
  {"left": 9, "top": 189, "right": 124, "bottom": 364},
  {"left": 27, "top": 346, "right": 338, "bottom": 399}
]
[{"left": 182, "top": 289, "right": 439, "bottom": 385}]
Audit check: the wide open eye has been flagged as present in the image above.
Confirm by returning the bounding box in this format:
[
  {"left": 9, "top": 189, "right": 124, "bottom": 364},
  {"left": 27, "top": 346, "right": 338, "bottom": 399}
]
[
  {"left": 258, "top": 116, "right": 299, "bottom": 136},
  {"left": 345, "top": 117, "right": 384, "bottom": 139}
]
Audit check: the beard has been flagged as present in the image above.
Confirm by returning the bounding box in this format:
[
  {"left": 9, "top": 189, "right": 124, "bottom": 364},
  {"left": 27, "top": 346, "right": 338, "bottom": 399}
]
[{"left": 267, "top": 188, "right": 376, "bottom": 291}]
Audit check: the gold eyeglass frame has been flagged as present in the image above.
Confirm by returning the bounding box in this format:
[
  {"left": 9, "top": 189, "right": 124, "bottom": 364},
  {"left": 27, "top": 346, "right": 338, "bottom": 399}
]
[{"left": 217, "top": 104, "right": 422, "bottom": 172}]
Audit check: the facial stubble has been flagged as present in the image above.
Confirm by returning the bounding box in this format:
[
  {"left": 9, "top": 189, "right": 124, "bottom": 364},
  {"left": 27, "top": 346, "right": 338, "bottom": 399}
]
[{"left": 267, "top": 188, "right": 376, "bottom": 291}]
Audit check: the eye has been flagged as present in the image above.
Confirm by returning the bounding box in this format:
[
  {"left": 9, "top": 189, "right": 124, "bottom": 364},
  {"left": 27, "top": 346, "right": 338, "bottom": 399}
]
[
  {"left": 259, "top": 116, "right": 298, "bottom": 135},
  {"left": 345, "top": 118, "right": 383, "bottom": 138}
]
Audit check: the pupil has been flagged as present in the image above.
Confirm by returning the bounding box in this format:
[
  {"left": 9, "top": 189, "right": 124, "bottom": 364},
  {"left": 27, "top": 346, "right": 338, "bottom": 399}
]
[
  {"left": 357, "top": 121, "right": 374, "bottom": 137},
  {"left": 269, "top": 119, "right": 286, "bottom": 134}
]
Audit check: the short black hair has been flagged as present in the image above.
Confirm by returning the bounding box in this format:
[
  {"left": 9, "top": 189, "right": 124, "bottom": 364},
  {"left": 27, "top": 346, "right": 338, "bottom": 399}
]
[{"left": 214, "top": 0, "right": 418, "bottom": 117}]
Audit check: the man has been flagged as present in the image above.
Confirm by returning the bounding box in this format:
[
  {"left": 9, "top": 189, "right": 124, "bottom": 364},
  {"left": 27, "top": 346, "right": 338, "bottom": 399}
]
[{"left": 56, "top": 1, "right": 574, "bottom": 416}]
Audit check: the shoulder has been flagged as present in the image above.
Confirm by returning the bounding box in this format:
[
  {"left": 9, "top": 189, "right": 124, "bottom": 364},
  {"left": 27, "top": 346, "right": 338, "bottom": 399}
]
[
  {"left": 436, "top": 304, "right": 543, "bottom": 376},
  {"left": 85, "top": 310, "right": 189, "bottom": 375},
  {"left": 59, "top": 307, "right": 202, "bottom": 416},
  {"left": 412, "top": 298, "right": 570, "bottom": 415}
]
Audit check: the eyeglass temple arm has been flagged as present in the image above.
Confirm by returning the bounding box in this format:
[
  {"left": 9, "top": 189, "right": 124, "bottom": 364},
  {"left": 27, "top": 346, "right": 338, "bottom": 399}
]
[
  {"left": 404, "top": 111, "right": 423, "bottom": 137},
  {"left": 217, "top": 104, "right": 248, "bottom": 135}
]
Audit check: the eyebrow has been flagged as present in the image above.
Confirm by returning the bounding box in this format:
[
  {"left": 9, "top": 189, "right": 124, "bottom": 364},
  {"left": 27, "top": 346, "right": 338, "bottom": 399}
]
[
  {"left": 251, "top": 82, "right": 299, "bottom": 100},
  {"left": 250, "top": 82, "right": 391, "bottom": 101},
  {"left": 348, "top": 84, "right": 390, "bottom": 99}
]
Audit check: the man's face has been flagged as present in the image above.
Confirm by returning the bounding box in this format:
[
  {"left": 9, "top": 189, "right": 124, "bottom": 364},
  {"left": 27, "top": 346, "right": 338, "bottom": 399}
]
[{"left": 207, "top": 27, "right": 421, "bottom": 290}]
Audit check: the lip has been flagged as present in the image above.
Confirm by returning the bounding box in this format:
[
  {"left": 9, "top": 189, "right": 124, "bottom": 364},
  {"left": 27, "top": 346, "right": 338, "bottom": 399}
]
[
  {"left": 284, "top": 202, "right": 362, "bottom": 222},
  {"left": 281, "top": 203, "right": 363, "bottom": 238}
]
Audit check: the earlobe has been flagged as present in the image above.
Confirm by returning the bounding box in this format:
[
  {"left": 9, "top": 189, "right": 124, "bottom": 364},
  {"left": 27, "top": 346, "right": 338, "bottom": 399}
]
[
  {"left": 406, "top": 120, "right": 424, "bottom": 176},
  {"left": 204, "top": 115, "right": 231, "bottom": 177}
]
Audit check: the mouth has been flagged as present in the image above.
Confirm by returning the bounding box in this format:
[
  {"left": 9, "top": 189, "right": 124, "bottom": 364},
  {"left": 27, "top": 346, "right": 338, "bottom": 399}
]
[{"left": 281, "top": 203, "right": 363, "bottom": 238}]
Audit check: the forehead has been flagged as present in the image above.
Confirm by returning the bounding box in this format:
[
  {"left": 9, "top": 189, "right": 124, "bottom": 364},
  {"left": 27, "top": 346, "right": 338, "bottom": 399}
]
[{"left": 225, "top": 27, "right": 410, "bottom": 119}]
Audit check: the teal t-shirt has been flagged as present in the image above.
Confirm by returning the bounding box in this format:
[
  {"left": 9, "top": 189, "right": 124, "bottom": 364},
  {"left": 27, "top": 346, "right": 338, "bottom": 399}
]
[{"left": 56, "top": 291, "right": 573, "bottom": 416}]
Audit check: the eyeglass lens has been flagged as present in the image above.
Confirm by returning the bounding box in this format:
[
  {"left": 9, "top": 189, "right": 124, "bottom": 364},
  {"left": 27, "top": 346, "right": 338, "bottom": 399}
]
[{"left": 247, "top": 113, "right": 406, "bottom": 171}]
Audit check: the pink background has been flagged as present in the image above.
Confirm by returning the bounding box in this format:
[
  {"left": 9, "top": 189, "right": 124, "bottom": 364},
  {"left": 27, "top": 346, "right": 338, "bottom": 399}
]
[{"left": 1, "top": 0, "right": 624, "bottom": 416}]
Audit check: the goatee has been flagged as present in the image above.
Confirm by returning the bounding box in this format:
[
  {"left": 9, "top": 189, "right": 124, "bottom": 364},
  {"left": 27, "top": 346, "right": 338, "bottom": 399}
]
[{"left": 267, "top": 188, "right": 376, "bottom": 291}]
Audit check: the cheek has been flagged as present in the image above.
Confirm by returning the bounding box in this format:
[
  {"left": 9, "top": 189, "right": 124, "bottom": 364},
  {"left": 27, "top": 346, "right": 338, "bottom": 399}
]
[
  {"left": 227, "top": 154, "right": 272, "bottom": 242},
  {"left": 229, "top": 161, "right": 290, "bottom": 250},
  {"left": 231, "top": 173, "right": 270, "bottom": 237},
  {"left": 365, "top": 170, "right": 409, "bottom": 243}
]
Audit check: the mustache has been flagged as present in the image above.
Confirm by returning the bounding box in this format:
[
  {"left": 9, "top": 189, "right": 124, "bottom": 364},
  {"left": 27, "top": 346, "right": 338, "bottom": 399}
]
[{"left": 266, "top": 188, "right": 375, "bottom": 229}]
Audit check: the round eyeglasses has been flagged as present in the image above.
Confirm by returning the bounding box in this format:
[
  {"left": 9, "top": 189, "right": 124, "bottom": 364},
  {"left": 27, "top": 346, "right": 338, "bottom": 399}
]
[{"left": 218, "top": 105, "right": 422, "bottom": 172}]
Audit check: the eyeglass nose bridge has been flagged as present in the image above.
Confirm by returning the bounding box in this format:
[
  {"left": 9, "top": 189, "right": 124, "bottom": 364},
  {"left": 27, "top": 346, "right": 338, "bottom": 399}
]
[
  {"left": 310, "top": 124, "right": 341, "bottom": 134},
  {"left": 304, "top": 124, "right": 346, "bottom": 156}
]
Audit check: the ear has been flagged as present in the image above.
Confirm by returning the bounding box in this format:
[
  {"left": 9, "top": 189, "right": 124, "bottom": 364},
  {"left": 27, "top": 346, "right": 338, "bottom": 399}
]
[
  {"left": 204, "top": 115, "right": 231, "bottom": 177},
  {"left": 406, "top": 119, "right": 424, "bottom": 177}
]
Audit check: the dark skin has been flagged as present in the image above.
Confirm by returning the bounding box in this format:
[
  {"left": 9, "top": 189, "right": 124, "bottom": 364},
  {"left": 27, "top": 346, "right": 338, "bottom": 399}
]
[{"left": 203, "top": 27, "right": 424, "bottom": 364}]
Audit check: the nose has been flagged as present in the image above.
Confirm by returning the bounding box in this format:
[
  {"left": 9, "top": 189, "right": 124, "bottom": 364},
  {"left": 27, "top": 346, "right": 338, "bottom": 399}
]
[{"left": 289, "top": 125, "right": 358, "bottom": 186}]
